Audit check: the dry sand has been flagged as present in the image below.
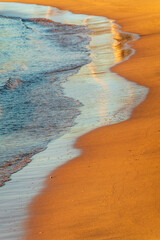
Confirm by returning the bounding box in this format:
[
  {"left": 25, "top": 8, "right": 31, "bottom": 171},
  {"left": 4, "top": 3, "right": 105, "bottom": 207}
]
[{"left": 2, "top": 0, "right": 160, "bottom": 239}]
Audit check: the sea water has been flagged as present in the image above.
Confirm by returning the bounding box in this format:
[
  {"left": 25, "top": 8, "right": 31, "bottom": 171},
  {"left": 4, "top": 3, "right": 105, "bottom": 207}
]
[
  {"left": 0, "top": 3, "right": 148, "bottom": 240},
  {"left": 0, "top": 5, "right": 91, "bottom": 186}
]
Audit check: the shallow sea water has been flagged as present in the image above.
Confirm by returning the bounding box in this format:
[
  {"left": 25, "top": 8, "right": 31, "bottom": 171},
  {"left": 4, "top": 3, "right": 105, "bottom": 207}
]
[
  {"left": 0, "top": 5, "right": 91, "bottom": 186},
  {"left": 0, "top": 3, "right": 149, "bottom": 240}
]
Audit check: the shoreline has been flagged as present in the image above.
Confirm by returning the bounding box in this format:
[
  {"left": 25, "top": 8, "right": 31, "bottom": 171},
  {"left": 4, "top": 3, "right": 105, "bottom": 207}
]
[
  {"left": 1, "top": 1, "right": 160, "bottom": 239},
  {"left": 0, "top": 4, "right": 146, "bottom": 239}
]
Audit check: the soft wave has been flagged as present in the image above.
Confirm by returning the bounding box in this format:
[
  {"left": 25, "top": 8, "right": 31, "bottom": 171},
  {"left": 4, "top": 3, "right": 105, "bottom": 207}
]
[{"left": 0, "top": 14, "right": 91, "bottom": 186}]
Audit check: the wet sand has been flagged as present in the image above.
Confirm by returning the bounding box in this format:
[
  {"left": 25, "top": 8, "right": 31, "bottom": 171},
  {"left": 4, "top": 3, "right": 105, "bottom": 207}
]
[{"left": 2, "top": 0, "right": 160, "bottom": 239}]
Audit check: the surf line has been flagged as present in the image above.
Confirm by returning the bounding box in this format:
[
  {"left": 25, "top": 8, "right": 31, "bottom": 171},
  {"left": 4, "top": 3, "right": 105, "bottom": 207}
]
[{"left": 0, "top": 3, "right": 149, "bottom": 240}]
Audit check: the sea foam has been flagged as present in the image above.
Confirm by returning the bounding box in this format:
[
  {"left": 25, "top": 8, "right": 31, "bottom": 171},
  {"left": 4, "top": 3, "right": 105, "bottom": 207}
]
[
  {"left": 0, "top": 3, "right": 148, "bottom": 240},
  {"left": 0, "top": 4, "right": 91, "bottom": 186}
]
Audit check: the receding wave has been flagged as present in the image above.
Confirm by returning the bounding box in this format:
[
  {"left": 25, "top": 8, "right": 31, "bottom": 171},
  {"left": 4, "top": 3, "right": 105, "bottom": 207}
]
[
  {"left": 0, "top": 3, "right": 149, "bottom": 240},
  {"left": 0, "top": 14, "right": 91, "bottom": 186}
]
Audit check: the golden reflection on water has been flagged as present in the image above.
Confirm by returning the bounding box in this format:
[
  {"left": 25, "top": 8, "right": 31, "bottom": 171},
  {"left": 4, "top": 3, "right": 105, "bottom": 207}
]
[
  {"left": 85, "top": 18, "right": 138, "bottom": 124},
  {"left": 85, "top": 17, "right": 112, "bottom": 124},
  {"left": 89, "top": 62, "right": 109, "bottom": 124},
  {"left": 111, "top": 23, "right": 134, "bottom": 63},
  {"left": 111, "top": 23, "right": 137, "bottom": 114},
  {"left": 46, "top": 6, "right": 58, "bottom": 18}
]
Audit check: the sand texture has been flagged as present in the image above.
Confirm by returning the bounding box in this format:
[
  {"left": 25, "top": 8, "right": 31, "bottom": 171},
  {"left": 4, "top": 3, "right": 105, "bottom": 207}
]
[{"left": 2, "top": 0, "right": 160, "bottom": 239}]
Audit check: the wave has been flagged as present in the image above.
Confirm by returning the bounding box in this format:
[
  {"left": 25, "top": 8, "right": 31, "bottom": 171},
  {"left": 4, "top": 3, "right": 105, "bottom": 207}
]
[
  {"left": 0, "top": 3, "right": 149, "bottom": 240},
  {"left": 0, "top": 12, "right": 91, "bottom": 186}
]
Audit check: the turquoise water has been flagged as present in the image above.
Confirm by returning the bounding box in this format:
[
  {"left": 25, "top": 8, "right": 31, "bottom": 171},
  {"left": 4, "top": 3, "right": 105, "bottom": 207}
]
[
  {"left": 0, "top": 3, "right": 149, "bottom": 240},
  {"left": 0, "top": 10, "right": 91, "bottom": 186}
]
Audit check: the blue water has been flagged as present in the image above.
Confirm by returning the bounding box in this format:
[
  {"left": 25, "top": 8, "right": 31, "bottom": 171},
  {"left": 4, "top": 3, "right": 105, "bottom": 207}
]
[
  {"left": 0, "top": 14, "right": 91, "bottom": 186},
  {"left": 0, "top": 4, "right": 150, "bottom": 240}
]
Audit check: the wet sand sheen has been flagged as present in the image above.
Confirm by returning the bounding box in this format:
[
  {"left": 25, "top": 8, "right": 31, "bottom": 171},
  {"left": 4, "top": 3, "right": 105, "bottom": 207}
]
[
  {"left": 23, "top": 1, "right": 160, "bottom": 239},
  {"left": 1, "top": 0, "right": 160, "bottom": 239},
  {"left": 1, "top": 5, "right": 147, "bottom": 239}
]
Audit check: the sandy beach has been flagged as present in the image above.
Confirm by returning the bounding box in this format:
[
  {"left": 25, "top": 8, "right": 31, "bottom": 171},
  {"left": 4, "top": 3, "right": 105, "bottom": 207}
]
[{"left": 1, "top": 0, "right": 160, "bottom": 239}]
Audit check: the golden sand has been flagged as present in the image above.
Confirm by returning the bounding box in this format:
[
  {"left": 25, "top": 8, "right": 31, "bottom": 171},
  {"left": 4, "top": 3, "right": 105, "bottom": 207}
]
[{"left": 2, "top": 0, "right": 160, "bottom": 239}]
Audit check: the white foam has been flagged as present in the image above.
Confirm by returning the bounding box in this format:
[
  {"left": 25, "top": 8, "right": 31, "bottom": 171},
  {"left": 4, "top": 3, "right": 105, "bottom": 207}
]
[{"left": 0, "top": 3, "right": 148, "bottom": 240}]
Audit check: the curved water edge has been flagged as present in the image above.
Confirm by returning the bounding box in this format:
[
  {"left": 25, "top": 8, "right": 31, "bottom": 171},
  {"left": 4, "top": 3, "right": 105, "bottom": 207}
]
[
  {"left": 0, "top": 3, "right": 149, "bottom": 240},
  {"left": 0, "top": 8, "right": 91, "bottom": 186}
]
